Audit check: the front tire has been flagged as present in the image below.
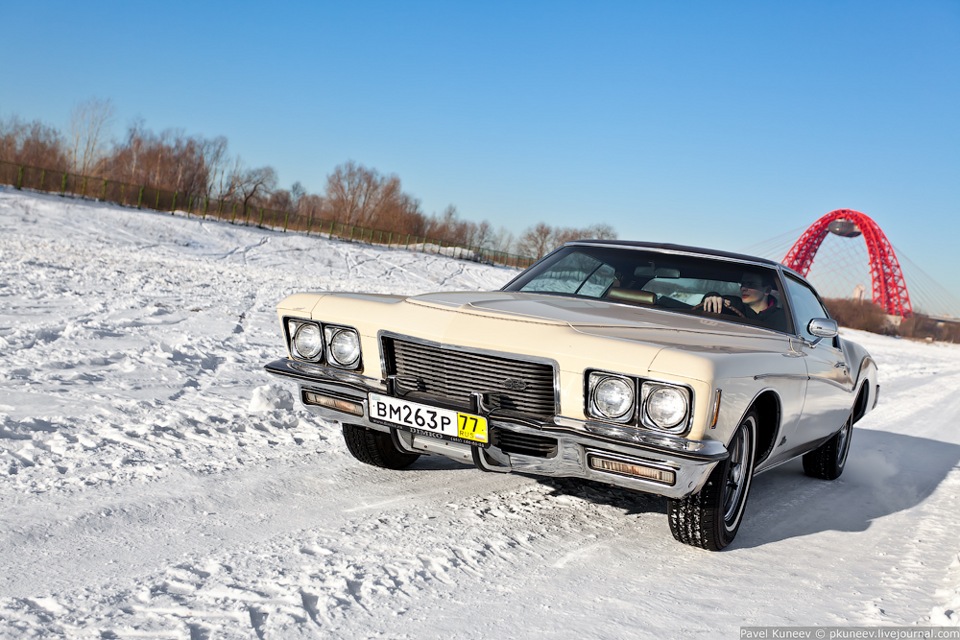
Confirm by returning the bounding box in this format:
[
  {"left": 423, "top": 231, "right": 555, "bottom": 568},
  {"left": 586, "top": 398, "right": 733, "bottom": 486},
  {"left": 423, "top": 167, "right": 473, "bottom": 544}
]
[
  {"left": 342, "top": 423, "right": 420, "bottom": 470},
  {"left": 668, "top": 410, "right": 758, "bottom": 551},
  {"left": 802, "top": 414, "right": 852, "bottom": 480}
]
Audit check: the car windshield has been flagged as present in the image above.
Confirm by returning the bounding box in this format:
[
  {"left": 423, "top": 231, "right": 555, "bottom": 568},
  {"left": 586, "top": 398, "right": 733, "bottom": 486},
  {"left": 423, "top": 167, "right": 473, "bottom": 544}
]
[{"left": 503, "top": 245, "right": 791, "bottom": 333}]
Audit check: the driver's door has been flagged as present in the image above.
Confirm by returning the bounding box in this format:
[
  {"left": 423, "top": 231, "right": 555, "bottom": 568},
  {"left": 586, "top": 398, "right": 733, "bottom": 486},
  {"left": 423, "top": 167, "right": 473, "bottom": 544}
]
[{"left": 784, "top": 274, "right": 855, "bottom": 444}]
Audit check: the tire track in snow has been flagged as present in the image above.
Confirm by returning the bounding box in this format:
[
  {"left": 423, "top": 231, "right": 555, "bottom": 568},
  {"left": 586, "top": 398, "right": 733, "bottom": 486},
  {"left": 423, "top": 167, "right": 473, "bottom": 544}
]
[
  {"left": 77, "top": 478, "right": 663, "bottom": 638},
  {"left": 0, "top": 451, "right": 669, "bottom": 638}
]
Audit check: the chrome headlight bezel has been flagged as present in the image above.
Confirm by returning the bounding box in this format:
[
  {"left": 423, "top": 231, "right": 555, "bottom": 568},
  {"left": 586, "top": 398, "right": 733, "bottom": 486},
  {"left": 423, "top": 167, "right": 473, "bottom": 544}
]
[
  {"left": 585, "top": 370, "right": 693, "bottom": 435},
  {"left": 640, "top": 382, "right": 691, "bottom": 434},
  {"left": 290, "top": 320, "right": 324, "bottom": 361},
  {"left": 587, "top": 371, "right": 637, "bottom": 423},
  {"left": 324, "top": 325, "right": 362, "bottom": 369},
  {"left": 284, "top": 318, "right": 362, "bottom": 370}
]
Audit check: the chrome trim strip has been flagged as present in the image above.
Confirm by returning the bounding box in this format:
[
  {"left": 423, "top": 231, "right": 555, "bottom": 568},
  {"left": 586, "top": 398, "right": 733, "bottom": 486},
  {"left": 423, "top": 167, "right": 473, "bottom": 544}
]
[
  {"left": 805, "top": 376, "right": 856, "bottom": 392},
  {"left": 754, "top": 373, "right": 809, "bottom": 381},
  {"left": 551, "top": 416, "right": 727, "bottom": 460},
  {"left": 264, "top": 359, "right": 387, "bottom": 394}
]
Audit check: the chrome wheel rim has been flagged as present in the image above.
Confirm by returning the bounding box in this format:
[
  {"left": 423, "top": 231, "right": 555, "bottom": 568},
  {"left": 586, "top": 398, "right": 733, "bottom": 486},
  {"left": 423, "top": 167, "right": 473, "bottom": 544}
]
[
  {"left": 836, "top": 418, "right": 852, "bottom": 467},
  {"left": 722, "top": 417, "right": 753, "bottom": 525}
]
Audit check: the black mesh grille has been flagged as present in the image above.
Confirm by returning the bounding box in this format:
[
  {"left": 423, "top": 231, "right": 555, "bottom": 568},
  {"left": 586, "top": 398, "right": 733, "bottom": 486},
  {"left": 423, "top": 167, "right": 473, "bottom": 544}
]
[
  {"left": 492, "top": 429, "right": 559, "bottom": 458},
  {"left": 381, "top": 336, "right": 557, "bottom": 418}
]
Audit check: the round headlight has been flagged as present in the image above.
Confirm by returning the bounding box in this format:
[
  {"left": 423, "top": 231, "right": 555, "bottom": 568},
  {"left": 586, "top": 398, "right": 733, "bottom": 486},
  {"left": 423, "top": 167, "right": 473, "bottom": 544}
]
[
  {"left": 593, "top": 376, "right": 635, "bottom": 420},
  {"left": 292, "top": 323, "right": 323, "bottom": 360},
  {"left": 328, "top": 329, "right": 361, "bottom": 367},
  {"left": 645, "top": 386, "right": 688, "bottom": 429}
]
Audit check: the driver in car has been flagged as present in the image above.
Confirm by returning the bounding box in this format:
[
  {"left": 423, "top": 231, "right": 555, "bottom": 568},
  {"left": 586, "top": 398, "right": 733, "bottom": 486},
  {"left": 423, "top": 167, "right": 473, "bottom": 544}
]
[{"left": 701, "top": 273, "right": 788, "bottom": 332}]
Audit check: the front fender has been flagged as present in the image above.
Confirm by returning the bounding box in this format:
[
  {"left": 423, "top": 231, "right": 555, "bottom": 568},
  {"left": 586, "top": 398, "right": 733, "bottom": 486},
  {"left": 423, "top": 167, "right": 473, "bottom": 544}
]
[{"left": 842, "top": 337, "right": 879, "bottom": 417}]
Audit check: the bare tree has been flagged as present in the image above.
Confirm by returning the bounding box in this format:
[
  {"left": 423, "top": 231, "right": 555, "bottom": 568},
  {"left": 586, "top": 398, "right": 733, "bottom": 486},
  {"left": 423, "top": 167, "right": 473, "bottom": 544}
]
[
  {"left": 325, "top": 161, "right": 394, "bottom": 226},
  {"left": 164, "top": 129, "right": 208, "bottom": 197},
  {"left": 290, "top": 181, "right": 307, "bottom": 209},
  {"left": 472, "top": 220, "right": 494, "bottom": 250},
  {"left": 517, "top": 222, "right": 554, "bottom": 259},
  {"left": 0, "top": 116, "right": 68, "bottom": 170},
  {"left": 585, "top": 223, "right": 618, "bottom": 240},
  {"left": 113, "top": 118, "right": 147, "bottom": 185},
  {"left": 491, "top": 227, "right": 515, "bottom": 255},
  {"left": 267, "top": 188, "right": 293, "bottom": 213},
  {"left": 105, "top": 123, "right": 217, "bottom": 203},
  {"left": 550, "top": 226, "right": 582, "bottom": 247},
  {"left": 201, "top": 135, "right": 230, "bottom": 198},
  {"left": 298, "top": 193, "right": 325, "bottom": 230},
  {"left": 68, "top": 97, "right": 115, "bottom": 176},
  {"left": 428, "top": 205, "right": 472, "bottom": 245},
  {"left": 514, "top": 221, "right": 619, "bottom": 259},
  {"left": 324, "top": 161, "right": 426, "bottom": 234},
  {"left": 228, "top": 160, "right": 278, "bottom": 218}
]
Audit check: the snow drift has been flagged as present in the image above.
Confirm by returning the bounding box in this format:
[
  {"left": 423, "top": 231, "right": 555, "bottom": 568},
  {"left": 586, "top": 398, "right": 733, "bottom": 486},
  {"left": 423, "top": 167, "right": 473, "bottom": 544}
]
[{"left": 1, "top": 189, "right": 958, "bottom": 638}]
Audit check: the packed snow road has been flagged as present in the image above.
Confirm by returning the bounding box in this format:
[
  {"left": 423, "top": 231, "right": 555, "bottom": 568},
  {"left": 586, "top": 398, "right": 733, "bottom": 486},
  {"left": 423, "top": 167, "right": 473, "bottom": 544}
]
[{"left": 1, "top": 190, "right": 958, "bottom": 638}]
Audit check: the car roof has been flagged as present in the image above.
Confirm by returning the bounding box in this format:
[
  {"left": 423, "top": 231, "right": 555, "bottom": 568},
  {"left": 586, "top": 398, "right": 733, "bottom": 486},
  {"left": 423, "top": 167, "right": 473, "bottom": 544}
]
[{"left": 566, "top": 239, "right": 794, "bottom": 273}]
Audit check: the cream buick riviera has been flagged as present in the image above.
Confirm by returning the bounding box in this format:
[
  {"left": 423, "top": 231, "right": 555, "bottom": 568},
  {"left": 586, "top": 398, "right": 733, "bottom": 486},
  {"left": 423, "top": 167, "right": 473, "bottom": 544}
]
[{"left": 265, "top": 241, "right": 878, "bottom": 550}]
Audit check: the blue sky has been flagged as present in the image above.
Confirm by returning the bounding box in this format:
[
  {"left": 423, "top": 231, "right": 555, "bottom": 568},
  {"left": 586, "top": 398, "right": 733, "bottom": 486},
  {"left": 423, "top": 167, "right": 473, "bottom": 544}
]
[{"left": 2, "top": 1, "right": 958, "bottom": 305}]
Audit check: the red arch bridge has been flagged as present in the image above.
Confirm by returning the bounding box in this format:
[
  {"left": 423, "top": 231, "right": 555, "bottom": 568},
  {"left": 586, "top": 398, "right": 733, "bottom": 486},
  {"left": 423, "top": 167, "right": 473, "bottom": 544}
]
[{"left": 782, "top": 209, "right": 913, "bottom": 318}]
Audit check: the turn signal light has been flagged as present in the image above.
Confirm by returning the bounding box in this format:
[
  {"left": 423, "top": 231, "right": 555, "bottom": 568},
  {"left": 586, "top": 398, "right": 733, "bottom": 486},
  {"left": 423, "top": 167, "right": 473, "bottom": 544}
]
[
  {"left": 588, "top": 455, "right": 676, "bottom": 485},
  {"left": 303, "top": 391, "right": 364, "bottom": 416}
]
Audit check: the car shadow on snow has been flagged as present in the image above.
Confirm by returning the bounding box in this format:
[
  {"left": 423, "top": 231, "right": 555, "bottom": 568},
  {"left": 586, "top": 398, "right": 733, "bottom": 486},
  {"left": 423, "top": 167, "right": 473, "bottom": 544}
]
[
  {"left": 500, "top": 427, "right": 960, "bottom": 549},
  {"left": 400, "top": 428, "right": 959, "bottom": 549},
  {"left": 735, "top": 427, "right": 960, "bottom": 549},
  {"left": 410, "top": 456, "right": 481, "bottom": 471},
  {"left": 534, "top": 476, "right": 667, "bottom": 515}
]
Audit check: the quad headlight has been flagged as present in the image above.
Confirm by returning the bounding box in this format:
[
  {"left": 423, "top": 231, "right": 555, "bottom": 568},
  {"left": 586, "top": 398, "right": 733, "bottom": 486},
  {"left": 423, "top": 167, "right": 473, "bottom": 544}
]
[
  {"left": 291, "top": 322, "right": 324, "bottom": 360},
  {"left": 588, "top": 373, "right": 636, "bottom": 422},
  {"left": 586, "top": 371, "right": 691, "bottom": 434},
  {"left": 285, "top": 319, "right": 362, "bottom": 370},
  {"left": 324, "top": 326, "right": 361, "bottom": 368},
  {"left": 641, "top": 382, "right": 690, "bottom": 433},
  {"left": 593, "top": 376, "right": 637, "bottom": 420}
]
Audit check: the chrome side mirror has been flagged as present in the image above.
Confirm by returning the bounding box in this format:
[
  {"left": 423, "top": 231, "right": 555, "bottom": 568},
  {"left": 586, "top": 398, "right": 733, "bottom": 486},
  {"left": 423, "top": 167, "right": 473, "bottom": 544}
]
[{"left": 807, "top": 318, "right": 838, "bottom": 344}]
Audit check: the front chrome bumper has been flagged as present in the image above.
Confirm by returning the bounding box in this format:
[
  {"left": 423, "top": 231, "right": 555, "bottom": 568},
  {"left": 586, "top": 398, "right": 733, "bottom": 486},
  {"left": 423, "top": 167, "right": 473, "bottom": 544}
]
[{"left": 265, "top": 358, "right": 727, "bottom": 499}]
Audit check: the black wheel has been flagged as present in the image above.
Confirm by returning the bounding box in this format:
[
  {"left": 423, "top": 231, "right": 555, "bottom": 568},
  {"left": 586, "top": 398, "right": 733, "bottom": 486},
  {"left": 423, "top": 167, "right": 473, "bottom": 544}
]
[
  {"left": 802, "top": 414, "right": 853, "bottom": 480},
  {"left": 341, "top": 423, "right": 420, "bottom": 470},
  {"left": 668, "top": 410, "right": 758, "bottom": 551}
]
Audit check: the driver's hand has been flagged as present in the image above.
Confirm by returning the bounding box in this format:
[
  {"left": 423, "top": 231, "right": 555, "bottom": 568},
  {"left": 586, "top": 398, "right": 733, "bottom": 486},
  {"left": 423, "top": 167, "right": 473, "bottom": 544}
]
[{"left": 702, "top": 295, "right": 728, "bottom": 314}]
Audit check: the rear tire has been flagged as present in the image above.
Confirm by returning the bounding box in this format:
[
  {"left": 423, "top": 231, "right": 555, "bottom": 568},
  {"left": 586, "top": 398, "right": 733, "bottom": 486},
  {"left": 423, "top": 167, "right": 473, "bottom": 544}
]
[
  {"left": 342, "top": 423, "right": 420, "bottom": 470},
  {"left": 802, "top": 414, "right": 852, "bottom": 480},
  {"left": 668, "top": 410, "right": 758, "bottom": 551}
]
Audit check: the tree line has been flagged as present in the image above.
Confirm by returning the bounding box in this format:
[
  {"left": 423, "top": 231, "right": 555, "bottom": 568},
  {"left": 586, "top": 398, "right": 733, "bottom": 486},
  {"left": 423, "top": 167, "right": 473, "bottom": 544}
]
[
  {"left": 0, "top": 98, "right": 617, "bottom": 259},
  {"left": 823, "top": 298, "right": 960, "bottom": 343}
]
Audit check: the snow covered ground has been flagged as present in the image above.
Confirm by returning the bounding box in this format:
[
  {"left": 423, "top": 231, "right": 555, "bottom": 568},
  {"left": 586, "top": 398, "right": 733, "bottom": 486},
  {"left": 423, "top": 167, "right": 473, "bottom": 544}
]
[{"left": 1, "top": 188, "right": 958, "bottom": 639}]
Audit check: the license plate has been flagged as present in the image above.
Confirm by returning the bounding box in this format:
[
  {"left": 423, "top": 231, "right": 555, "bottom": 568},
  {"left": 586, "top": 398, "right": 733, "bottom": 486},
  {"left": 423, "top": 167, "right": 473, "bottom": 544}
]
[{"left": 367, "top": 393, "right": 488, "bottom": 446}]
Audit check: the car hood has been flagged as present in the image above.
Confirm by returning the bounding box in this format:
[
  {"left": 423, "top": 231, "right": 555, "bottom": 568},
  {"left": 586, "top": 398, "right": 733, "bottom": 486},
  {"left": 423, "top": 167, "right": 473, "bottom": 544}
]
[
  {"left": 408, "top": 291, "right": 776, "bottom": 342},
  {"left": 280, "top": 290, "right": 790, "bottom": 378}
]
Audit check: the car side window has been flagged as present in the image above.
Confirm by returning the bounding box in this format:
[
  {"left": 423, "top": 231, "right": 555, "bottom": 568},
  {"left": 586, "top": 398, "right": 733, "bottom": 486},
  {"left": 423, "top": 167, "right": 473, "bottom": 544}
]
[
  {"left": 784, "top": 275, "right": 833, "bottom": 343},
  {"left": 581, "top": 263, "right": 617, "bottom": 297}
]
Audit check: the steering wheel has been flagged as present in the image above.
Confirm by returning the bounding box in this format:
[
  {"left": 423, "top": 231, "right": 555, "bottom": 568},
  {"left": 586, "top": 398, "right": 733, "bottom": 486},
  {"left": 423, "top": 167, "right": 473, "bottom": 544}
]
[{"left": 692, "top": 298, "right": 745, "bottom": 318}]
